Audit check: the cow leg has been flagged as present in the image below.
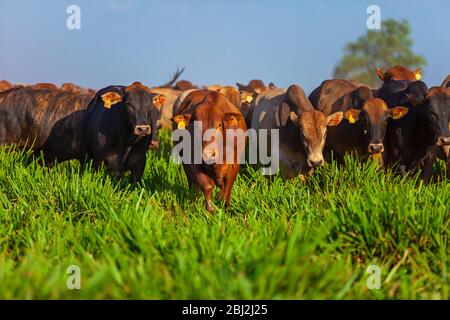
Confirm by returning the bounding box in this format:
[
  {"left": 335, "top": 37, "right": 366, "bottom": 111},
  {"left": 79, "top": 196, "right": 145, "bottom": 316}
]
[
  {"left": 219, "top": 164, "right": 239, "bottom": 208},
  {"left": 41, "top": 153, "right": 56, "bottom": 167},
  {"left": 128, "top": 156, "right": 146, "bottom": 184},
  {"left": 182, "top": 163, "right": 197, "bottom": 189},
  {"left": 422, "top": 156, "right": 433, "bottom": 184},
  {"left": 196, "top": 171, "right": 215, "bottom": 212},
  {"left": 125, "top": 145, "right": 148, "bottom": 184},
  {"left": 446, "top": 159, "right": 450, "bottom": 180}
]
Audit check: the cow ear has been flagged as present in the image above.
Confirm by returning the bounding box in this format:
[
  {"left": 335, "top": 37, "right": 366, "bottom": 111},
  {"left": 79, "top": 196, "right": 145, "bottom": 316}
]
[
  {"left": 327, "top": 111, "right": 343, "bottom": 126},
  {"left": 405, "top": 81, "right": 428, "bottom": 106},
  {"left": 276, "top": 102, "right": 292, "bottom": 127},
  {"left": 388, "top": 106, "right": 409, "bottom": 119},
  {"left": 344, "top": 108, "right": 361, "bottom": 123},
  {"left": 289, "top": 111, "right": 299, "bottom": 123},
  {"left": 101, "top": 92, "right": 122, "bottom": 109},
  {"left": 414, "top": 68, "right": 422, "bottom": 81},
  {"left": 172, "top": 114, "right": 192, "bottom": 129},
  {"left": 236, "top": 82, "right": 245, "bottom": 91},
  {"left": 152, "top": 94, "right": 166, "bottom": 110},
  {"left": 376, "top": 68, "right": 386, "bottom": 82}
]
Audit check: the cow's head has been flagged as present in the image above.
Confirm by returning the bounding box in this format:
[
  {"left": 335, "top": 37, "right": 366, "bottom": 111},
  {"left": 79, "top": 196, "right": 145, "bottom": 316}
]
[
  {"left": 420, "top": 87, "right": 450, "bottom": 149},
  {"left": 100, "top": 81, "right": 165, "bottom": 137},
  {"left": 239, "top": 91, "right": 254, "bottom": 108},
  {"left": 236, "top": 79, "right": 267, "bottom": 94},
  {"left": 172, "top": 90, "right": 245, "bottom": 164},
  {"left": 289, "top": 109, "right": 343, "bottom": 169},
  {"left": 279, "top": 85, "right": 343, "bottom": 169},
  {"left": 217, "top": 86, "right": 242, "bottom": 108},
  {"left": 376, "top": 65, "right": 422, "bottom": 83},
  {"left": 174, "top": 80, "right": 198, "bottom": 91},
  {"left": 345, "top": 98, "right": 408, "bottom": 155}
]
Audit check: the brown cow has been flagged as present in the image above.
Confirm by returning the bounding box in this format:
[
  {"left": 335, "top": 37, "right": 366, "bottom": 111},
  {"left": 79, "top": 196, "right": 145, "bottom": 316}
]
[
  {"left": 206, "top": 85, "right": 254, "bottom": 107},
  {"left": 172, "top": 90, "right": 246, "bottom": 212},
  {"left": 174, "top": 80, "right": 198, "bottom": 91},
  {"left": 61, "top": 82, "right": 83, "bottom": 92},
  {"left": 205, "top": 84, "right": 224, "bottom": 91},
  {"left": 376, "top": 65, "right": 422, "bottom": 83},
  {"left": 251, "top": 85, "right": 343, "bottom": 179},
  {"left": 61, "top": 83, "right": 96, "bottom": 95},
  {"left": 214, "top": 86, "right": 241, "bottom": 108},
  {"left": 204, "top": 85, "right": 255, "bottom": 125},
  {"left": 236, "top": 79, "right": 267, "bottom": 94},
  {"left": 309, "top": 79, "right": 408, "bottom": 163},
  {"left": 0, "top": 80, "right": 12, "bottom": 92},
  {"left": 30, "top": 83, "right": 59, "bottom": 90}
]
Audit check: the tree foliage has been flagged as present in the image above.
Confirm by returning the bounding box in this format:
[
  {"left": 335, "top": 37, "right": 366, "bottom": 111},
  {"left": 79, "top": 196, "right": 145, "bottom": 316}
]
[{"left": 333, "top": 19, "right": 426, "bottom": 87}]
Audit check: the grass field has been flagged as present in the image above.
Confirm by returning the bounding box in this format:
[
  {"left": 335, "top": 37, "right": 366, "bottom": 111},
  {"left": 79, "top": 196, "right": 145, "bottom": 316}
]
[{"left": 0, "top": 129, "right": 448, "bottom": 299}]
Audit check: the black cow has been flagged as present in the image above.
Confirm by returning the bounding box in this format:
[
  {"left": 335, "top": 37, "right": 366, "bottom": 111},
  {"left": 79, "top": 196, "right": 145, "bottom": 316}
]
[
  {"left": 0, "top": 87, "right": 95, "bottom": 150},
  {"left": 309, "top": 79, "right": 409, "bottom": 164},
  {"left": 378, "top": 80, "right": 450, "bottom": 181},
  {"left": 83, "top": 82, "right": 164, "bottom": 182}
]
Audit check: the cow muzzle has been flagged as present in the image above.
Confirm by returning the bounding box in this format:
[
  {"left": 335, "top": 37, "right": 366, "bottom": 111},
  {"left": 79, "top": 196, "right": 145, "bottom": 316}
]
[
  {"left": 134, "top": 125, "right": 151, "bottom": 136},
  {"left": 307, "top": 157, "right": 324, "bottom": 169},
  {"left": 437, "top": 136, "right": 450, "bottom": 146},
  {"left": 202, "top": 142, "right": 219, "bottom": 164},
  {"left": 202, "top": 150, "right": 218, "bottom": 164},
  {"left": 368, "top": 143, "right": 384, "bottom": 154}
]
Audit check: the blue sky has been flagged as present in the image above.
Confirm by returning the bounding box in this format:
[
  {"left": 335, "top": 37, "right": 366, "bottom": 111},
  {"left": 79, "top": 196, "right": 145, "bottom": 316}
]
[{"left": 0, "top": 0, "right": 449, "bottom": 93}]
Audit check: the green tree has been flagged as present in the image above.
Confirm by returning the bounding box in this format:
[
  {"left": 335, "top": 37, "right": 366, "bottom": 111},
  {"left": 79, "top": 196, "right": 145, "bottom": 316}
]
[{"left": 333, "top": 19, "right": 426, "bottom": 87}]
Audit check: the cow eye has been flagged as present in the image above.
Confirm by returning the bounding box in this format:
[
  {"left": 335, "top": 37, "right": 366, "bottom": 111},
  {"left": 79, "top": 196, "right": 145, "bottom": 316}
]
[
  {"left": 300, "top": 130, "right": 308, "bottom": 144},
  {"left": 217, "top": 123, "right": 222, "bottom": 129}
]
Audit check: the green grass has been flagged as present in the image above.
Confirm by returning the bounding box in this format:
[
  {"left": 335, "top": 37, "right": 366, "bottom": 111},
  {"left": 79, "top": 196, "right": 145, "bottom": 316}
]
[{"left": 0, "top": 129, "right": 448, "bottom": 299}]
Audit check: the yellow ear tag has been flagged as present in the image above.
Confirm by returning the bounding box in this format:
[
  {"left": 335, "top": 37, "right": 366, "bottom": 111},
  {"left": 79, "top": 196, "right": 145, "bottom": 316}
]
[
  {"left": 103, "top": 99, "right": 112, "bottom": 109},
  {"left": 415, "top": 73, "right": 422, "bottom": 81},
  {"left": 245, "top": 95, "right": 253, "bottom": 103},
  {"left": 101, "top": 92, "right": 122, "bottom": 109},
  {"left": 177, "top": 120, "right": 186, "bottom": 129},
  {"left": 348, "top": 114, "right": 356, "bottom": 124}
]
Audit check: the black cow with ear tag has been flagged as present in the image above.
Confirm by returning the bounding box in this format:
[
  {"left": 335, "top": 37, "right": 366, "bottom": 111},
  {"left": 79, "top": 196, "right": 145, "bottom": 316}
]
[
  {"left": 377, "top": 80, "right": 448, "bottom": 181},
  {"left": 85, "top": 82, "right": 165, "bottom": 183}
]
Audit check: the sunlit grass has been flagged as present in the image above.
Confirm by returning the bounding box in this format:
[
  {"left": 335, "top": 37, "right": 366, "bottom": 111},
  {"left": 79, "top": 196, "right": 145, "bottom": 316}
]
[{"left": 0, "top": 129, "right": 448, "bottom": 299}]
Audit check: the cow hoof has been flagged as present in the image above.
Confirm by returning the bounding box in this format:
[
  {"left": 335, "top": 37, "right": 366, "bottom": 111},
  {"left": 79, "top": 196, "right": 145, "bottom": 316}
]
[{"left": 205, "top": 201, "right": 215, "bottom": 213}]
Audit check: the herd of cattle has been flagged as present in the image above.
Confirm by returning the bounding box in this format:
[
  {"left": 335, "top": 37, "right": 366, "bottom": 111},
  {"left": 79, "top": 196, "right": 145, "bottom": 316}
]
[{"left": 0, "top": 66, "right": 449, "bottom": 211}]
